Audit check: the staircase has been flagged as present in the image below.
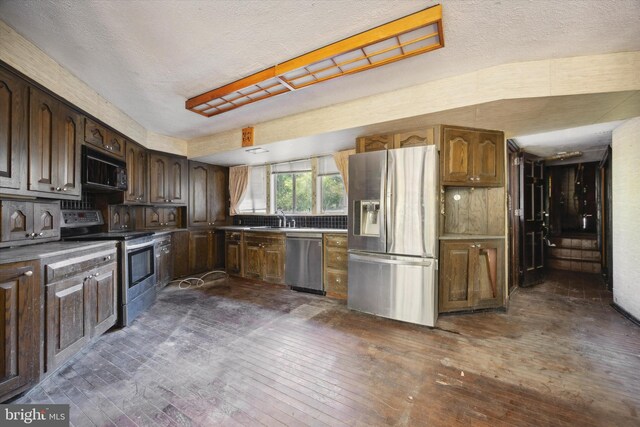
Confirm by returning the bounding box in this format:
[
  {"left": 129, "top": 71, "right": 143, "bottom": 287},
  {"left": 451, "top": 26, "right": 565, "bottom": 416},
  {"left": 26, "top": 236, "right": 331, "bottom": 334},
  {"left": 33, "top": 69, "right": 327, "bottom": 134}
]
[{"left": 547, "top": 235, "right": 601, "bottom": 274}]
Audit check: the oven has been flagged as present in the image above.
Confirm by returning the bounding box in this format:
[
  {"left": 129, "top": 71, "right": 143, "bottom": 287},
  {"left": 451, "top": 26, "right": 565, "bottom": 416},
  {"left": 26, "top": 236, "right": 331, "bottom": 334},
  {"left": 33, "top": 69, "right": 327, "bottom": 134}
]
[{"left": 120, "top": 236, "right": 156, "bottom": 326}]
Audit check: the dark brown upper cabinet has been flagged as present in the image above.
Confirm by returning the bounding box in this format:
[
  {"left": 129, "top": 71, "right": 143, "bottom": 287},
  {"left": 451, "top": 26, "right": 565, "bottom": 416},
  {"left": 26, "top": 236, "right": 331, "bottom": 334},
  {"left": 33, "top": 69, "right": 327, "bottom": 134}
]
[
  {"left": 149, "top": 152, "right": 188, "bottom": 205},
  {"left": 0, "top": 67, "right": 28, "bottom": 192},
  {"left": 84, "top": 117, "right": 125, "bottom": 159},
  {"left": 188, "top": 161, "right": 228, "bottom": 228},
  {"left": 441, "top": 126, "right": 504, "bottom": 187},
  {"left": 28, "top": 88, "right": 81, "bottom": 199},
  {"left": 0, "top": 200, "right": 60, "bottom": 248},
  {"left": 124, "top": 141, "right": 148, "bottom": 204}
]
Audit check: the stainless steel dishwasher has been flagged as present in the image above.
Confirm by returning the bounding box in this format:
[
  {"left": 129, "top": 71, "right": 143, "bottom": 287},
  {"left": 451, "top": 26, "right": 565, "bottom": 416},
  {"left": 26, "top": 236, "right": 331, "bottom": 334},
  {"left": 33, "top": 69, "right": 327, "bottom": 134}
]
[{"left": 285, "top": 232, "right": 324, "bottom": 294}]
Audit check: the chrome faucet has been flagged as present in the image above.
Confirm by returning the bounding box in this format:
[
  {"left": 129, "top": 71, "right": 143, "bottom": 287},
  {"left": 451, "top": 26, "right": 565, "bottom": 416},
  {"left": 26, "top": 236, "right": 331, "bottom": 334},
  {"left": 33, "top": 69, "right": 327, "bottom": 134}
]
[{"left": 276, "top": 209, "right": 287, "bottom": 228}]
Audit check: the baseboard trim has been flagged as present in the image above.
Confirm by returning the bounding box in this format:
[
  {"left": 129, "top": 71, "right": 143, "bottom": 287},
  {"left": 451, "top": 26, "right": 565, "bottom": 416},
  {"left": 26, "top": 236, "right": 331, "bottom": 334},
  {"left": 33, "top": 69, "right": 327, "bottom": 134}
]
[{"left": 611, "top": 303, "right": 640, "bottom": 327}]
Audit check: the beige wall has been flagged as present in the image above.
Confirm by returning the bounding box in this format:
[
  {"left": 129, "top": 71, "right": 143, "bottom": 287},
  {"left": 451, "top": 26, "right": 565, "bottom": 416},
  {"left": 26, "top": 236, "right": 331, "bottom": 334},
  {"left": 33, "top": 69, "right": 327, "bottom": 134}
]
[
  {"left": 0, "top": 20, "right": 187, "bottom": 155},
  {"left": 612, "top": 117, "right": 640, "bottom": 320}
]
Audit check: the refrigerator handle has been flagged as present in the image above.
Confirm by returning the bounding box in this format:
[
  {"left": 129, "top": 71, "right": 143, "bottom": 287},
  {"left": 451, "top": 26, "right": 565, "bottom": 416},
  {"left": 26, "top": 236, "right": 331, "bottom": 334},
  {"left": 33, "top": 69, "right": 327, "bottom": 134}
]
[{"left": 386, "top": 153, "right": 393, "bottom": 252}]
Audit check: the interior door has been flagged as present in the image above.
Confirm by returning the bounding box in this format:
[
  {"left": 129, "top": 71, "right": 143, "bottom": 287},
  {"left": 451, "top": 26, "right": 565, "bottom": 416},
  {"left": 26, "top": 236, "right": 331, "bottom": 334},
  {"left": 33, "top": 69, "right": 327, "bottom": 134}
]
[{"left": 520, "top": 152, "right": 545, "bottom": 286}]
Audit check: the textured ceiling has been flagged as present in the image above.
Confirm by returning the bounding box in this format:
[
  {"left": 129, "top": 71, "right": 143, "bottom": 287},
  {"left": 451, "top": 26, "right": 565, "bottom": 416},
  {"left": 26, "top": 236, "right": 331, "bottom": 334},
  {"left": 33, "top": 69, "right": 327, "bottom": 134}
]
[{"left": 1, "top": 0, "right": 639, "bottom": 141}]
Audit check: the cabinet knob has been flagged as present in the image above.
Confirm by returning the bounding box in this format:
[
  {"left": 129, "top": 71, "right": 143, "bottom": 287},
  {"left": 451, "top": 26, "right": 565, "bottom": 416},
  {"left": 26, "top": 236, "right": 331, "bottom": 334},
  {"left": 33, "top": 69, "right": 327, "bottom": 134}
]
[
  {"left": 38, "top": 232, "right": 44, "bottom": 236},
  {"left": 62, "top": 187, "right": 67, "bottom": 191},
  {"left": 336, "top": 278, "right": 341, "bottom": 283},
  {"left": 164, "top": 199, "right": 169, "bottom": 202},
  {"left": 23, "top": 270, "right": 33, "bottom": 277},
  {"left": 169, "top": 199, "right": 173, "bottom": 203}
]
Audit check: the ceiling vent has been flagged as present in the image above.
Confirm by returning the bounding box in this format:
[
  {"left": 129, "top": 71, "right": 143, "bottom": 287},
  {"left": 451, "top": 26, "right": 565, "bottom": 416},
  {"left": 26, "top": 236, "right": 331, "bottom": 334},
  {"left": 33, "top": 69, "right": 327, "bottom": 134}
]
[{"left": 186, "top": 4, "right": 444, "bottom": 118}]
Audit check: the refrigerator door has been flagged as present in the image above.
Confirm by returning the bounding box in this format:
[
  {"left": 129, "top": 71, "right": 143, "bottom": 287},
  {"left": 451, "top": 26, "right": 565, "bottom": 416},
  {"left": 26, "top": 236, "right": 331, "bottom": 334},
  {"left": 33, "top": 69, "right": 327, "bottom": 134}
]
[
  {"left": 347, "top": 252, "right": 438, "bottom": 327},
  {"left": 387, "top": 145, "right": 438, "bottom": 258},
  {"left": 348, "top": 151, "right": 387, "bottom": 253}
]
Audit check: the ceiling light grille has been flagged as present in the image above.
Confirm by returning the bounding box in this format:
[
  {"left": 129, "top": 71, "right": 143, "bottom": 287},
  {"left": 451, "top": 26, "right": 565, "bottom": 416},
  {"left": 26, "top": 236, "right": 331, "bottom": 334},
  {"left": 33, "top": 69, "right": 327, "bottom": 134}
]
[{"left": 186, "top": 4, "right": 444, "bottom": 118}]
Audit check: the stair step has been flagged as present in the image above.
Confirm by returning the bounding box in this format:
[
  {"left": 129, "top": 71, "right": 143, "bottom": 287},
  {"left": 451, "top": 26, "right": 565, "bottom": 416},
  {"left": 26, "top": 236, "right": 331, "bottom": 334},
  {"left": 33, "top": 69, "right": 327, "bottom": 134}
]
[
  {"left": 548, "top": 258, "right": 601, "bottom": 273},
  {"left": 548, "top": 248, "right": 601, "bottom": 262},
  {"left": 548, "top": 237, "right": 597, "bottom": 250}
]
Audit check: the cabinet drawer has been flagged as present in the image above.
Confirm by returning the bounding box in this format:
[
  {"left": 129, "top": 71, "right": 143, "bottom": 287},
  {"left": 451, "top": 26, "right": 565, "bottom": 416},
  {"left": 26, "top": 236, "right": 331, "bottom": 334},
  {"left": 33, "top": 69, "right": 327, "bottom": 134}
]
[
  {"left": 45, "top": 248, "right": 117, "bottom": 284},
  {"left": 325, "top": 247, "right": 347, "bottom": 270},
  {"left": 225, "top": 231, "right": 242, "bottom": 242},
  {"left": 324, "top": 234, "right": 347, "bottom": 249},
  {"left": 325, "top": 270, "right": 348, "bottom": 298},
  {"left": 244, "top": 232, "right": 284, "bottom": 246}
]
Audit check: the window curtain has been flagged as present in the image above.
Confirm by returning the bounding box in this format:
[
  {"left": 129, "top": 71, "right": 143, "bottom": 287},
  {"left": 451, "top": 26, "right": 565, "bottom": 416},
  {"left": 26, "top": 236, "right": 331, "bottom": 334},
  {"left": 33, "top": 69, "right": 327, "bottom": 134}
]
[
  {"left": 229, "top": 165, "right": 249, "bottom": 215},
  {"left": 333, "top": 149, "right": 355, "bottom": 195}
]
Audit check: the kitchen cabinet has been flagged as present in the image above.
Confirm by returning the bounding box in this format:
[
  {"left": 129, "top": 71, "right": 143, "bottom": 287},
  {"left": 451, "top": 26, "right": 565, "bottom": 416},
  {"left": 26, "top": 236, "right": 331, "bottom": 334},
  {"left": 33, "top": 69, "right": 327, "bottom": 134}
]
[
  {"left": 243, "top": 232, "right": 285, "bottom": 284},
  {"left": 188, "top": 229, "right": 224, "bottom": 275},
  {"left": 140, "top": 206, "right": 180, "bottom": 229},
  {"left": 44, "top": 248, "right": 117, "bottom": 372},
  {"left": 0, "top": 67, "right": 28, "bottom": 192},
  {"left": 28, "top": 88, "right": 82, "bottom": 198},
  {"left": 355, "top": 127, "right": 437, "bottom": 153},
  {"left": 124, "top": 141, "right": 148, "bottom": 204},
  {"left": 323, "top": 233, "right": 348, "bottom": 299},
  {"left": 108, "top": 205, "right": 134, "bottom": 231},
  {"left": 172, "top": 230, "right": 190, "bottom": 279},
  {"left": 0, "top": 261, "right": 40, "bottom": 402},
  {"left": 149, "top": 152, "right": 188, "bottom": 205},
  {"left": 441, "top": 126, "right": 504, "bottom": 186},
  {"left": 439, "top": 239, "right": 504, "bottom": 313},
  {"left": 0, "top": 200, "right": 60, "bottom": 248},
  {"left": 155, "top": 234, "right": 173, "bottom": 289},
  {"left": 188, "top": 161, "right": 228, "bottom": 228},
  {"left": 84, "top": 117, "right": 125, "bottom": 159},
  {"left": 225, "top": 231, "right": 242, "bottom": 276}
]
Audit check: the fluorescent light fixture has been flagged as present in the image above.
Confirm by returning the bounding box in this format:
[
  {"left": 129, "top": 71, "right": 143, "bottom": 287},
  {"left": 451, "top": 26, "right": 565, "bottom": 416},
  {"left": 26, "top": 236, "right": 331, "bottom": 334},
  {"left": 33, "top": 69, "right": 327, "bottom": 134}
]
[
  {"left": 246, "top": 147, "right": 269, "bottom": 154},
  {"left": 544, "top": 151, "right": 583, "bottom": 161},
  {"left": 186, "top": 4, "right": 444, "bottom": 117}
]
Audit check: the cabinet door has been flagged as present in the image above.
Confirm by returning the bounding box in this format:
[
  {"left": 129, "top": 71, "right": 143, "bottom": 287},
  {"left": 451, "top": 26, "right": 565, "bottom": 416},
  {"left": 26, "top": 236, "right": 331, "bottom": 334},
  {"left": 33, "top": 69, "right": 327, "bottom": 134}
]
[
  {"left": 172, "top": 231, "right": 190, "bottom": 279},
  {"left": 189, "top": 231, "right": 210, "bottom": 274},
  {"left": 125, "top": 142, "right": 147, "bottom": 203},
  {"left": 472, "top": 240, "right": 504, "bottom": 309},
  {"left": 263, "top": 244, "right": 285, "bottom": 284},
  {"left": 84, "top": 118, "right": 108, "bottom": 152},
  {"left": 394, "top": 128, "right": 435, "bottom": 149},
  {"left": 105, "top": 131, "right": 125, "bottom": 159},
  {"left": 441, "top": 127, "right": 474, "bottom": 185},
  {"left": 439, "top": 241, "right": 474, "bottom": 313},
  {"left": 33, "top": 202, "right": 60, "bottom": 240},
  {"left": 168, "top": 157, "right": 188, "bottom": 205},
  {"left": 356, "top": 134, "right": 393, "bottom": 153},
  {"left": 210, "top": 166, "right": 228, "bottom": 223},
  {"left": 46, "top": 274, "right": 90, "bottom": 371},
  {"left": 157, "top": 244, "right": 172, "bottom": 287},
  {"left": 0, "top": 200, "right": 33, "bottom": 243},
  {"left": 225, "top": 241, "right": 242, "bottom": 276},
  {"left": 144, "top": 207, "right": 162, "bottom": 229},
  {"left": 0, "top": 262, "right": 39, "bottom": 402},
  {"left": 473, "top": 132, "right": 503, "bottom": 185},
  {"left": 211, "top": 231, "right": 225, "bottom": 270},
  {"left": 0, "top": 67, "right": 28, "bottom": 191},
  {"left": 244, "top": 242, "right": 263, "bottom": 279},
  {"left": 189, "top": 162, "right": 211, "bottom": 227},
  {"left": 149, "top": 153, "right": 168, "bottom": 204},
  {"left": 29, "top": 88, "right": 58, "bottom": 194},
  {"left": 56, "top": 104, "right": 82, "bottom": 197},
  {"left": 89, "top": 263, "right": 117, "bottom": 337},
  {"left": 325, "top": 270, "right": 348, "bottom": 299},
  {"left": 164, "top": 207, "right": 178, "bottom": 228}
]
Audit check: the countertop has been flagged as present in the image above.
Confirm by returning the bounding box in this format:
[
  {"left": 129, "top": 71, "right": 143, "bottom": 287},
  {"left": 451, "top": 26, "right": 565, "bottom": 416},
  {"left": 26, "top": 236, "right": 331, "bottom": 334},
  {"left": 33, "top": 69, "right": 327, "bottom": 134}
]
[
  {"left": 215, "top": 225, "right": 347, "bottom": 234},
  {"left": 0, "top": 241, "right": 118, "bottom": 265}
]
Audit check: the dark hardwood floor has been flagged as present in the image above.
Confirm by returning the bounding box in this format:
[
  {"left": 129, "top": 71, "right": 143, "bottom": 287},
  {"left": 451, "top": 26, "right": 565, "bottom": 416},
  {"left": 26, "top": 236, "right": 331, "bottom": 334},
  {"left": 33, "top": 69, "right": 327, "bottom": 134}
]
[{"left": 17, "top": 271, "right": 640, "bottom": 426}]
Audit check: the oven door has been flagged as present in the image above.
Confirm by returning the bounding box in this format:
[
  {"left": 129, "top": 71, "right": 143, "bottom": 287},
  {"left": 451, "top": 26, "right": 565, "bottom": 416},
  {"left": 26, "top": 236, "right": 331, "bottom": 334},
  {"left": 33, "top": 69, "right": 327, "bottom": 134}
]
[{"left": 125, "top": 240, "right": 156, "bottom": 301}]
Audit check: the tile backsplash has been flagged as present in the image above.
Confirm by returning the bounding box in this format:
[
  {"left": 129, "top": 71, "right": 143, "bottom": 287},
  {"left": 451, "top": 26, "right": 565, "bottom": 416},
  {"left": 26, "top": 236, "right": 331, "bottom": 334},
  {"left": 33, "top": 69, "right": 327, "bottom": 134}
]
[{"left": 233, "top": 215, "right": 347, "bottom": 229}]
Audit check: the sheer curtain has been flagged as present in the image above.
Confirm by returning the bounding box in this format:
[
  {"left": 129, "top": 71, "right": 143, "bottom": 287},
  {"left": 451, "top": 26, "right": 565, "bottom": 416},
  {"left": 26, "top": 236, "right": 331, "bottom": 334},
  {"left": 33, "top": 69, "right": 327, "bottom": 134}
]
[
  {"left": 333, "top": 149, "right": 355, "bottom": 194},
  {"left": 229, "top": 165, "right": 249, "bottom": 215}
]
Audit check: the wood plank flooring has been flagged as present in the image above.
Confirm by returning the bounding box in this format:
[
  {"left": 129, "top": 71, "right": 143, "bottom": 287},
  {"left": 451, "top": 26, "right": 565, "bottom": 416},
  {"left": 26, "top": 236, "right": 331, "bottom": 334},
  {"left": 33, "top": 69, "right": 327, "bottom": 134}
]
[{"left": 16, "top": 270, "right": 640, "bottom": 426}]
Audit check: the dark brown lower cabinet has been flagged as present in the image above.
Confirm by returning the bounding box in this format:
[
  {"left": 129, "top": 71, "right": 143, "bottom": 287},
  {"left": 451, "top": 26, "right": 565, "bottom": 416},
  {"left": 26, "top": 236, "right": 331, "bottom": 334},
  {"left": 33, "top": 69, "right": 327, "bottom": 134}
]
[
  {"left": 225, "top": 232, "right": 242, "bottom": 276},
  {"left": 439, "top": 239, "right": 505, "bottom": 313},
  {"left": 172, "top": 230, "right": 190, "bottom": 279},
  {"left": 155, "top": 235, "right": 173, "bottom": 289},
  {"left": 0, "top": 261, "right": 40, "bottom": 402},
  {"left": 45, "top": 250, "right": 117, "bottom": 372},
  {"left": 188, "top": 229, "right": 224, "bottom": 275},
  {"left": 242, "top": 232, "right": 285, "bottom": 284}
]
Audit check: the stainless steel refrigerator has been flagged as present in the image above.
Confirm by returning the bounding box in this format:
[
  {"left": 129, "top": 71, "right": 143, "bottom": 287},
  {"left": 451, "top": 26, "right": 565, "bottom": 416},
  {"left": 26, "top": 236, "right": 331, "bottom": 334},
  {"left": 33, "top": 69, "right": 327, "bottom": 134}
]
[{"left": 347, "top": 145, "right": 438, "bottom": 327}]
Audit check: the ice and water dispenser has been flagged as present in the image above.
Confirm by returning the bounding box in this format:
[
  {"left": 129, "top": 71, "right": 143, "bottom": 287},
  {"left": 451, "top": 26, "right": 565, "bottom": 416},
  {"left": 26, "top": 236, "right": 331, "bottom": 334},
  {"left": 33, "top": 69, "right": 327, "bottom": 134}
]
[{"left": 353, "top": 200, "right": 381, "bottom": 237}]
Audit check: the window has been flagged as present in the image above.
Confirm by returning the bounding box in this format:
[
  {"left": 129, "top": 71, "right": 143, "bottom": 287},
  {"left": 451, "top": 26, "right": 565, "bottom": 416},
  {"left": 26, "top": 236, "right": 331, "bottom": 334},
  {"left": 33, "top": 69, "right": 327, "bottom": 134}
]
[
  {"left": 237, "top": 165, "right": 267, "bottom": 213},
  {"left": 272, "top": 160, "right": 312, "bottom": 214},
  {"left": 317, "top": 155, "right": 346, "bottom": 214}
]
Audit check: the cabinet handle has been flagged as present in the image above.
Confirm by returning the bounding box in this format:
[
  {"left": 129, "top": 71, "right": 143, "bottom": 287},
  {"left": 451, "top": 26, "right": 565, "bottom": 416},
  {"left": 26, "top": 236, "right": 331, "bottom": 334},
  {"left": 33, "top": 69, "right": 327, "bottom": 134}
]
[
  {"left": 23, "top": 270, "right": 33, "bottom": 277},
  {"left": 38, "top": 232, "right": 44, "bottom": 237}
]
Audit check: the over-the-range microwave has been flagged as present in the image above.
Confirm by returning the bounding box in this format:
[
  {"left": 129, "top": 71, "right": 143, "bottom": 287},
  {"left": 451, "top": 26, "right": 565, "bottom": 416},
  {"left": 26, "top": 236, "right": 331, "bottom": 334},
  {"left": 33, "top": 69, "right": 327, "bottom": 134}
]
[{"left": 82, "top": 145, "right": 128, "bottom": 191}]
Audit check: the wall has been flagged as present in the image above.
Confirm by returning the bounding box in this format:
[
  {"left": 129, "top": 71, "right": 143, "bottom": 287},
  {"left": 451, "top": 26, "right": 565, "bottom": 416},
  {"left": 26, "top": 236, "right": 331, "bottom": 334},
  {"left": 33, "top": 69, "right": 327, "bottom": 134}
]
[
  {"left": 0, "top": 20, "right": 187, "bottom": 155},
  {"left": 612, "top": 117, "right": 640, "bottom": 321}
]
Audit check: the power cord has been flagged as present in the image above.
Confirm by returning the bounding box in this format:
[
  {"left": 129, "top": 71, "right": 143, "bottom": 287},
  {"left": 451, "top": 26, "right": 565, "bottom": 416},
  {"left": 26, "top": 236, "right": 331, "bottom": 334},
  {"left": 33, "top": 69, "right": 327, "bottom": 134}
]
[{"left": 167, "top": 270, "right": 229, "bottom": 290}]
